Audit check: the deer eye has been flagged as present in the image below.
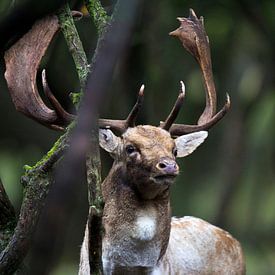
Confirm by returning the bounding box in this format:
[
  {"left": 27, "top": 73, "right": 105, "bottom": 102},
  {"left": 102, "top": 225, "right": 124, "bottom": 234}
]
[
  {"left": 173, "top": 148, "right": 178, "bottom": 157},
  {"left": 126, "top": 145, "right": 136, "bottom": 155}
]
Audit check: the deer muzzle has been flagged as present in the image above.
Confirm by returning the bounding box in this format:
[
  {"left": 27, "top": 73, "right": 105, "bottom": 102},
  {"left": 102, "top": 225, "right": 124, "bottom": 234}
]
[{"left": 155, "top": 158, "right": 179, "bottom": 177}]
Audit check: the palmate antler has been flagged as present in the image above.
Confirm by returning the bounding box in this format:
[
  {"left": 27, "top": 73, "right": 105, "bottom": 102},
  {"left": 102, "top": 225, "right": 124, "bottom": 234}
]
[
  {"left": 4, "top": 9, "right": 229, "bottom": 137},
  {"left": 161, "top": 9, "right": 230, "bottom": 136},
  {"left": 4, "top": 15, "right": 65, "bottom": 130},
  {"left": 4, "top": 14, "right": 145, "bottom": 134}
]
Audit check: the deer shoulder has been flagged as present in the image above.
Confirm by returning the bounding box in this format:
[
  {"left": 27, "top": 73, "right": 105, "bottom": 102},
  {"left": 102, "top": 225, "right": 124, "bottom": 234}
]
[{"left": 154, "top": 217, "right": 244, "bottom": 274}]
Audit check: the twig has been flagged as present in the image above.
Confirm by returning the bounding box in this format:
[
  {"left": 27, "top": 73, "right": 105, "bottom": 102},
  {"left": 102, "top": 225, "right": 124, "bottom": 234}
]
[{"left": 57, "top": 1, "right": 105, "bottom": 218}]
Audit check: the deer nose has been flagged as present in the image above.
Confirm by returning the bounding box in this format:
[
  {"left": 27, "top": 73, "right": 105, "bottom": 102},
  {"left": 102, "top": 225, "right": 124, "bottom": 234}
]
[{"left": 156, "top": 158, "right": 179, "bottom": 175}]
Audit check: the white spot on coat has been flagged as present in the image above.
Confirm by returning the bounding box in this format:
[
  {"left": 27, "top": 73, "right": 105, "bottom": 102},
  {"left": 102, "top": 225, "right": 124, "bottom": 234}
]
[{"left": 133, "top": 208, "right": 157, "bottom": 241}]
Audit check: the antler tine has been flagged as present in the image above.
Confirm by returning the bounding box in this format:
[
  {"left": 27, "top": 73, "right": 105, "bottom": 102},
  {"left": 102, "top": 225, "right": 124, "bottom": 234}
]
[
  {"left": 168, "top": 94, "right": 230, "bottom": 136},
  {"left": 168, "top": 9, "right": 230, "bottom": 136},
  {"left": 98, "top": 85, "right": 145, "bottom": 134},
  {"left": 125, "top": 84, "right": 145, "bottom": 128},
  {"left": 71, "top": 11, "right": 83, "bottom": 21},
  {"left": 42, "top": 70, "right": 75, "bottom": 125},
  {"left": 161, "top": 81, "right": 185, "bottom": 131},
  {"left": 4, "top": 15, "right": 66, "bottom": 130}
]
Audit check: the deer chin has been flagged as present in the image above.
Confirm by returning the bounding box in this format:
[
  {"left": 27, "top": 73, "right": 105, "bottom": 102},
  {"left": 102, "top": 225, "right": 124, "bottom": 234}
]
[{"left": 131, "top": 177, "right": 172, "bottom": 200}]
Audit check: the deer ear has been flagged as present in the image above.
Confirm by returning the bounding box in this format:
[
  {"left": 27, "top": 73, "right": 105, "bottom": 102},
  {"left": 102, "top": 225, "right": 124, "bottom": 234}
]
[
  {"left": 99, "top": 129, "right": 122, "bottom": 155},
  {"left": 175, "top": 131, "right": 208, "bottom": 158}
]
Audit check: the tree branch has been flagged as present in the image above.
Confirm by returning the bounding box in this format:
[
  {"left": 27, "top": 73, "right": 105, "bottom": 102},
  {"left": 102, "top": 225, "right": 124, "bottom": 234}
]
[
  {"left": 0, "top": 134, "right": 68, "bottom": 274},
  {"left": 58, "top": 3, "right": 105, "bottom": 273},
  {"left": 83, "top": 2, "right": 111, "bottom": 272},
  {"left": 85, "top": 0, "right": 110, "bottom": 36},
  {"left": 58, "top": 3, "right": 90, "bottom": 91},
  {"left": 0, "top": 179, "right": 16, "bottom": 253}
]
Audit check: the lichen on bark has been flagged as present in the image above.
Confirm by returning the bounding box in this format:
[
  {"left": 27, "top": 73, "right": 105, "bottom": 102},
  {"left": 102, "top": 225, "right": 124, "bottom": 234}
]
[
  {"left": 85, "top": 0, "right": 110, "bottom": 36},
  {"left": 57, "top": 3, "right": 90, "bottom": 94},
  {"left": 58, "top": 2, "right": 111, "bottom": 273},
  {"left": 0, "top": 137, "right": 67, "bottom": 274}
]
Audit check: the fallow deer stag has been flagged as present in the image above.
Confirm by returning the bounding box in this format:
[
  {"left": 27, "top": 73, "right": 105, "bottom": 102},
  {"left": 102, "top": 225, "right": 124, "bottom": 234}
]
[
  {"left": 79, "top": 9, "right": 245, "bottom": 275},
  {"left": 4, "top": 9, "right": 245, "bottom": 275}
]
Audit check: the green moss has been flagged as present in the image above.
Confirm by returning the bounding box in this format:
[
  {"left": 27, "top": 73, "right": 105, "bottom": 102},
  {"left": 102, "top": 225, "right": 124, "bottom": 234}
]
[
  {"left": 23, "top": 135, "right": 64, "bottom": 172},
  {"left": 23, "top": 165, "right": 32, "bottom": 172},
  {"left": 21, "top": 125, "right": 72, "bottom": 183},
  {"left": 84, "top": 0, "right": 110, "bottom": 35},
  {"left": 70, "top": 92, "right": 83, "bottom": 107},
  {"left": 58, "top": 3, "right": 89, "bottom": 91}
]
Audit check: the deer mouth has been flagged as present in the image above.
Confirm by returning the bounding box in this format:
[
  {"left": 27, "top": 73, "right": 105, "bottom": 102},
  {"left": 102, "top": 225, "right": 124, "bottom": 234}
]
[{"left": 153, "top": 174, "right": 177, "bottom": 183}]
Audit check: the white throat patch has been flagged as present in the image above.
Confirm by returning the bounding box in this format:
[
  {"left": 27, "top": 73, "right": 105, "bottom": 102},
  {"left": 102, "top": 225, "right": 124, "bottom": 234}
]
[{"left": 133, "top": 207, "right": 157, "bottom": 241}]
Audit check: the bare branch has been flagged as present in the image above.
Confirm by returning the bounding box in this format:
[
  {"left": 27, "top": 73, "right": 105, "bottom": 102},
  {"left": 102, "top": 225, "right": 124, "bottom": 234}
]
[
  {"left": 84, "top": 0, "right": 110, "bottom": 36},
  {"left": 0, "top": 135, "right": 68, "bottom": 274},
  {"left": 58, "top": 4, "right": 90, "bottom": 90}
]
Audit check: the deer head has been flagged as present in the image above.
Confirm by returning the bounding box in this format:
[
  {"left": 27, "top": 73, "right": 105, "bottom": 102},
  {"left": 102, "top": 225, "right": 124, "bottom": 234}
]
[{"left": 98, "top": 85, "right": 209, "bottom": 199}]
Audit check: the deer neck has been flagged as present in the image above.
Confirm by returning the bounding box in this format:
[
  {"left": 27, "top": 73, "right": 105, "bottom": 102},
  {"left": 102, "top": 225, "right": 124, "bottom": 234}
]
[{"left": 101, "top": 162, "right": 172, "bottom": 270}]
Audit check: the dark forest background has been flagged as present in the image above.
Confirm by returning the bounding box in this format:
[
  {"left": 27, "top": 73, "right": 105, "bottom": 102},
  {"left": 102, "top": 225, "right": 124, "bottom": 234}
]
[{"left": 0, "top": 0, "right": 275, "bottom": 274}]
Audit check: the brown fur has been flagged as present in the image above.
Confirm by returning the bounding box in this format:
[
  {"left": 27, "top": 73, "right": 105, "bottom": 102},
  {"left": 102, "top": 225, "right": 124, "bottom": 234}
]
[{"left": 101, "top": 126, "right": 177, "bottom": 272}]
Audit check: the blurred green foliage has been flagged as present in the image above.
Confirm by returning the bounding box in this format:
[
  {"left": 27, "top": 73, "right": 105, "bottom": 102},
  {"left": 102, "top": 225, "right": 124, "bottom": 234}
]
[{"left": 1, "top": 0, "right": 275, "bottom": 274}]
